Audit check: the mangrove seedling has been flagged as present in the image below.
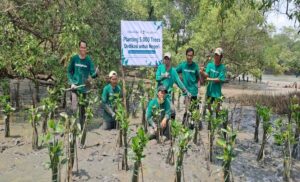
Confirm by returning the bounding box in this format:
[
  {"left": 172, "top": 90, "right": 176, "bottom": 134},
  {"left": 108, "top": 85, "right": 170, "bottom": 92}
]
[
  {"left": 44, "top": 119, "right": 67, "bottom": 182},
  {"left": 217, "top": 127, "right": 238, "bottom": 182},
  {"left": 41, "top": 97, "right": 58, "bottom": 134},
  {"left": 115, "top": 96, "right": 130, "bottom": 171},
  {"left": 291, "top": 96, "right": 300, "bottom": 159},
  {"left": 60, "top": 113, "right": 79, "bottom": 181},
  {"left": 191, "top": 99, "right": 201, "bottom": 144},
  {"left": 152, "top": 106, "right": 163, "bottom": 144},
  {"left": 0, "top": 95, "right": 15, "bottom": 137},
  {"left": 166, "top": 119, "right": 182, "bottom": 165},
  {"left": 132, "top": 127, "right": 149, "bottom": 182},
  {"left": 256, "top": 105, "right": 272, "bottom": 161},
  {"left": 254, "top": 104, "right": 261, "bottom": 143},
  {"left": 29, "top": 106, "right": 41, "bottom": 150},
  {"left": 206, "top": 101, "right": 223, "bottom": 162},
  {"left": 175, "top": 126, "right": 192, "bottom": 182},
  {"left": 273, "top": 118, "right": 294, "bottom": 182},
  {"left": 140, "top": 95, "right": 148, "bottom": 132}
]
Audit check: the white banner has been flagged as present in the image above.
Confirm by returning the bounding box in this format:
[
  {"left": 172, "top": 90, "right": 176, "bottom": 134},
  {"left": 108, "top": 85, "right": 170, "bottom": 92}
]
[{"left": 121, "top": 21, "right": 163, "bottom": 66}]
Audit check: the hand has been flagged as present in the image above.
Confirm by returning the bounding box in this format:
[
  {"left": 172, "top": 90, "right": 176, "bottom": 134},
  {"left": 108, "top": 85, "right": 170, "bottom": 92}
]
[
  {"left": 111, "top": 112, "right": 116, "bottom": 119},
  {"left": 71, "top": 84, "right": 76, "bottom": 89},
  {"left": 160, "top": 118, "right": 167, "bottom": 129},
  {"left": 152, "top": 123, "right": 157, "bottom": 132},
  {"left": 187, "top": 92, "right": 192, "bottom": 98}
]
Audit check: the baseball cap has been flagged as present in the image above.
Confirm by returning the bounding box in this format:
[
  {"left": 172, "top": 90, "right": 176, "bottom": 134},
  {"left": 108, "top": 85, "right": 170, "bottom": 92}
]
[
  {"left": 109, "top": 71, "right": 117, "bottom": 78},
  {"left": 157, "top": 85, "right": 167, "bottom": 93},
  {"left": 163, "top": 52, "right": 171, "bottom": 59},
  {"left": 214, "top": 48, "right": 223, "bottom": 56}
]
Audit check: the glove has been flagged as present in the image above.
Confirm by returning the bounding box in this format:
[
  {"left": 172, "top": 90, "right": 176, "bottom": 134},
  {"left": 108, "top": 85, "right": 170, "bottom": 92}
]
[
  {"left": 111, "top": 112, "right": 116, "bottom": 119},
  {"left": 162, "top": 72, "right": 169, "bottom": 78}
]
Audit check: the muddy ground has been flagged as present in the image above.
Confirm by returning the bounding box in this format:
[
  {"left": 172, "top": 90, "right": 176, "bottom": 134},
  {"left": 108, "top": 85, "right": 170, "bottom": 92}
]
[{"left": 0, "top": 79, "right": 300, "bottom": 182}]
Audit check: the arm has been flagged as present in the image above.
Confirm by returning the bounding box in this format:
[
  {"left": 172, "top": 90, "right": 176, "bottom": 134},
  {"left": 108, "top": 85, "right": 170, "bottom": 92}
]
[
  {"left": 101, "top": 87, "right": 115, "bottom": 117},
  {"left": 155, "top": 65, "right": 163, "bottom": 81},
  {"left": 146, "top": 101, "right": 155, "bottom": 127},
  {"left": 173, "top": 69, "right": 187, "bottom": 92},
  {"left": 89, "top": 57, "right": 97, "bottom": 78},
  {"left": 67, "top": 57, "right": 76, "bottom": 85}
]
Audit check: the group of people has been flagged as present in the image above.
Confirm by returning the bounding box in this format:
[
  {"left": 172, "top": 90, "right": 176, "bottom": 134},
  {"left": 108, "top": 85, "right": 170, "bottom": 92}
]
[{"left": 67, "top": 40, "right": 227, "bottom": 139}]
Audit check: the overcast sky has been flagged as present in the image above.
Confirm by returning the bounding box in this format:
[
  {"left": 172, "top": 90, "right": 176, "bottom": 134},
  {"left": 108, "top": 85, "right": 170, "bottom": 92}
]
[{"left": 265, "top": 1, "right": 298, "bottom": 33}]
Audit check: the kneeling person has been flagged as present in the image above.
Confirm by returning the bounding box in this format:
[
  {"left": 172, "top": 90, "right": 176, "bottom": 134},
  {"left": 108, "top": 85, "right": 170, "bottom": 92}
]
[
  {"left": 101, "top": 71, "right": 121, "bottom": 130},
  {"left": 146, "top": 85, "right": 171, "bottom": 139}
]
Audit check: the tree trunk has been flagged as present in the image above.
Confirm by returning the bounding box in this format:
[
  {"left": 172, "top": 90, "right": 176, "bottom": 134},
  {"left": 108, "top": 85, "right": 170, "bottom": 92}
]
[
  {"left": 254, "top": 110, "right": 260, "bottom": 143},
  {"left": 132, "top": 161, "right": 140, "bottom": 182},
  {"left": 34, "top": 81, "right": 40, "bottom": 103},
  {"left": 119, "top": 130, "right": 123, "bottom": 147},
  {"left": 223, "top": 162, "right": 231, "bottom": 182},
  {"left": 283, "top": 140, "right": 291, "bottom": 182},
  {"left": 193, "top": 126, "right": 198, "bottom": 145},
  {"left": 292, "top": 126, "right": 300, "bottom": 159},
  {"left": 209, "top": 132, "right": 214, "bottom": 163},
  {"left": 62, "top": 91, "right": 67, "bottom": 109},
  {"left": 177, "top": 92, "right": 180, "bottom": 110},
  {"left": 142, "top": 107, "right": 147, "bottom": 132},
  {"left": 172, "top": 91, "right": 175, "bottom": 104},
  {"left": 257, "top": 131, "right": 266, "bottom": 161},
  {"left": 42, "top": 115, "right": 48, "bottom": 134},
  {"left": 32, "top": 124, "right": 39, "bottom": 150},
  {"left": 175, "top": 151, "right": 184, "bottom": 182},
  {"left": 14, "top": 82, "right": 20, "bottom": 111},
  {"left": 5, "top": 114, "right": 10, "bottom": 137},
  {"left": 122, "top": 131, "right": 129, "bottom": 170}
]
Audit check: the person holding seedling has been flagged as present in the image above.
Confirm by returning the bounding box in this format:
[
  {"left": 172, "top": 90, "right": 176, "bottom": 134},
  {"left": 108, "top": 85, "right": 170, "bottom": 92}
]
[
  {"left": 101, "top": 71, "right": 121, "bottom": 130},
  {"left": 156, "top": 52, "right": 191, "bottom": 119},
  {"left": 176, "top": 48, "right": 200, "bottom": 127},
  {"left": 67, "top": 40, "right": 99, "bottom": 129},
  {"left": 146, "top": 85, "right": 171, "bottom": 139},
  {"left": 200, "top": 47, "right": 226, "bottom": 110}
]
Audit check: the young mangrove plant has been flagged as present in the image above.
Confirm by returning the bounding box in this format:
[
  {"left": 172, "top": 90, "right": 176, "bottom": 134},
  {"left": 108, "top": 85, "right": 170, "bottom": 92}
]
[
  {"left": 273, "top": 118, "right": 294, "bottom": 182},
  {"left": 140, "top": 95, "right": 148, "bottom": 132},
  {"left": 29, "top": 106, "right": 41, "bottom": 150},
  {"left": 175, "top": 125, "right": 192, "bottom": 182},
  {"left": 60, "top": 113, "right": 79, "bottom": 181},
  {"left": 131, "top": 127, "right": 149, "bottom": 182},
  {"left": 152, "top": 106, "right": 163, "bottom": 144},
  {"left": 254, "top": 104, "right": 261, "bottom": 143},
  {"left": 219, "top": 109, "right": 229, "bottom": 140},
  {"left": 217, "top": 127, "right": 238, "bottom": 182},
  {"left": 115, "top": 95, "right": 130, "bottom": 170},
  {"left": 78, "top": 93, "right": 98, "bottom": 148},
  {"left": 206, "top": 101, "right": 223, "bottom": 162},
  {"left": 256, "top": 105, "right": 272, "bottom": 161},
  {"left": 291, "top": 96, "right": 300, "bottom": 159},
  {"left": 0, "top": 95, "right": 15, "bottom": 137},
  {"left": 191, "top": 99, "right": 201, "bottom": 144},
  {"left": 166, "top": 119, "right": 182, "bottom": 165},
  {"left": 41, "top": 97, "right": 58, "bottom": 134},
  {"left": 44, "top": 119, "right": 67, "bottom": 182}
]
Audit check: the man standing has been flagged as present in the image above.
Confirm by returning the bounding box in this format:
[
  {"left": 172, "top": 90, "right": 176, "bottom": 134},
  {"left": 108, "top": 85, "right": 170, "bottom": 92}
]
[
  {"left": 67, "top": 40, "right": 98, "bottom": 131},
  {"left": 176, "top": 48, "right": 200, "bottom": 127},
  {"left": 101, "top": 71, "right": 121, "bottom": 130},
  {"left": 200, "top": 47, "right": 226, "bottom": 103}
]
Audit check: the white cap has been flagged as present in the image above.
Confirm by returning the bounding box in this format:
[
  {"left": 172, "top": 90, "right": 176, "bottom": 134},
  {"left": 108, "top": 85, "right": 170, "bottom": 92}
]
[
  {"left": 109, "top": 71, "right": 117, "bottom": 78},
  {"left": 163, "top": 52, "right": 171, "bottom": 59},
  {"left": 214, "top": 47, "right": 223, "bottom": 56}
]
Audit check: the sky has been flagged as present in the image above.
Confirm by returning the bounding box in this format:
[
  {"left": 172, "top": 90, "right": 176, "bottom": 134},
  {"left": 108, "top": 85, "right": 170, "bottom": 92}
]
[{"left": 265, "top": 1, "right": 298, "bottom": 33}]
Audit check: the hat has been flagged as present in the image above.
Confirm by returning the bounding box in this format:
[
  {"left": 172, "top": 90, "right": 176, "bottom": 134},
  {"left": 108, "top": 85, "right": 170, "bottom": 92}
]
[
  {"left": 157, "top": 85, "right": 167, "bottom": 93},
  {"left": 109, "top": 71, "right": 117, "bottom": 78},
  {"left": 163, "top": 52, "right": 171, "bottom": 59},
  {"left": 214, "top": 48, "right": 223, "bottom": 56}
]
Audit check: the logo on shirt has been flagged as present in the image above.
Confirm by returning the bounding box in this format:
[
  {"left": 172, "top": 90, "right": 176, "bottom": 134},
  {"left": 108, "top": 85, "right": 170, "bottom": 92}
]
[
  {"left": 183, "top": 69, "right": 195, "bottom": 73},
  {"left": 210, "top": 69, "right": 219, "bottom": 74},
  {"left": 75, "top": 64, "right": 87, "bottom": 68}
]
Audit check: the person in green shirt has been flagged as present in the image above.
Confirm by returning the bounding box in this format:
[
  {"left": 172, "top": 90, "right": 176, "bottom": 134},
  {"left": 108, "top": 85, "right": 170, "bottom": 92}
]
[
  {"left": 176, "top": 48, "right": 200, "bottom": 127},
  {"left": 101, "top": 71, "right": 121, "bottom": 130},
  {"left": 200, "top": 47, "right": 226, "bottom": 103},
  {"left": 156, "top": 52, "right": 191, "bottom": 120},
  {"left": 146, "top": 85, "right": 171, "bottom": 139},
  {"left": 67, "top": 40, "right": 98, "bottom": 130}
]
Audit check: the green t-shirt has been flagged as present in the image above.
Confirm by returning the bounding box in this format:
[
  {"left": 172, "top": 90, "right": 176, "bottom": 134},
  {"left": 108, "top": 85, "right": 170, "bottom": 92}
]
[
  {"left": 101, "top": 84, "right": 121, "bottom": 121},
  {"left": 176, "top": 61, "right": 200, "bottom": 96},
  {"left": 156, "top": 64, "right": 186, "bottom": 100},
  {"left": 67, "top": 54, "right": 97, "bottom": 93},
  {"left": 205, "top": 62, "right": 226, "bottom": 98},
  {"left": 146, "top": 98, "right": 171, "bottom": 127}
]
